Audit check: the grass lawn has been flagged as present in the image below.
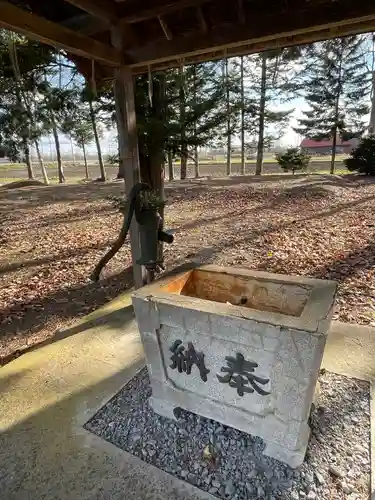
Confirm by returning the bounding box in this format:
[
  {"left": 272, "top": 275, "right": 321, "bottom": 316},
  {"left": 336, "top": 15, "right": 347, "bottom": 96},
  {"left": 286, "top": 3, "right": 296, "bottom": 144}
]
[
  {"left": 0, "top": 174, "right": 374, "bottom": 364},
  {"left": 0, "top": 155, "right": 348, "bottom": 170},
  {"left": 174, "top": 154, "right": 349, "bottom": 164},
  {"left": 0, "top": 161, "right": 102, "bottom": 170}
]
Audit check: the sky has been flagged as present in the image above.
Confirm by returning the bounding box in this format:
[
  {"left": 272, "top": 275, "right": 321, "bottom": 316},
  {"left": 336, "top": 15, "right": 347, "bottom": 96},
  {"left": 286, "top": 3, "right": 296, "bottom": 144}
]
[{"left": 277, "top": 102, "right": 305, "bottom": 147}]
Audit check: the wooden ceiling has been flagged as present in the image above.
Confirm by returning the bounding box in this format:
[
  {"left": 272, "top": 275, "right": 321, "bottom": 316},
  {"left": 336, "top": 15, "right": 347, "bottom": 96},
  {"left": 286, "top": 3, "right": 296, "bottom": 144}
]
[{"left": 1, "top": 0, "right": 375, "bottom": 78}]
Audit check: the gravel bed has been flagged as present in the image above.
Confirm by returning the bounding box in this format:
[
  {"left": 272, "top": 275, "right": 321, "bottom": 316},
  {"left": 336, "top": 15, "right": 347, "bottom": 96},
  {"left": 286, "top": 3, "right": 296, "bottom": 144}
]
[{"left": 85, "top": 369, "right": 370, "bottom": 500}]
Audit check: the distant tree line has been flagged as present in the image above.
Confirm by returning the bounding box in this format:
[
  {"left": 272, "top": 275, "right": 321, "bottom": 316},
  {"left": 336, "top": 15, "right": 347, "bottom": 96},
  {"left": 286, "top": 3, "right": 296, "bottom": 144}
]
[{"left": 0, "top": 29, "right": 374, "bottom": 187}]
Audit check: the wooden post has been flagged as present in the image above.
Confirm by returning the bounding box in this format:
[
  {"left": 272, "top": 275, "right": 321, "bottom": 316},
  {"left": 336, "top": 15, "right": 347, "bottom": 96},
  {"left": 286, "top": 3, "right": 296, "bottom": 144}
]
[{"left": 112, "top": 27, "right": 144, "bottom": 288}]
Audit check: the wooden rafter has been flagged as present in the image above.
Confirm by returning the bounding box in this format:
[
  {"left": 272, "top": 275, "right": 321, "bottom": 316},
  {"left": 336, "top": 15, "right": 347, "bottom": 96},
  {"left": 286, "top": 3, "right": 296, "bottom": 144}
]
[
  {"left": 197, "top": 6, "right": 208, "bottom": 33},
  {"left": 237, "top": 0, "right": 246, "bottom": 25},
  {"left": 62, "top": 0, "right": 118, "bottom": 24},
  {"left": 0, "top": 1, "right": 121, "bottom": 66},
  {"left": 158, "top": 16, "right": 173, "bottom": 40},
  {"left": 119, "top": 0, "right": 210, "bottom": 24},
  {"left": 128, "top": 9, "right": 375, "bottom": 69},
  {"left": 131, "top": 15, "right": 375, "bottom": 74}
]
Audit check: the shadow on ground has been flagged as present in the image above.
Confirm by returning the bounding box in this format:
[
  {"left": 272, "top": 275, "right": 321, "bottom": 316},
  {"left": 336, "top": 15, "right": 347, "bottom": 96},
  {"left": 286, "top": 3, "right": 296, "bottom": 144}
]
[
  {"left": 0, "top": 266, "right": 134, "bottom": 365},
  {"left": 176, "top": 193, "right": 375, "bottom": 266}
]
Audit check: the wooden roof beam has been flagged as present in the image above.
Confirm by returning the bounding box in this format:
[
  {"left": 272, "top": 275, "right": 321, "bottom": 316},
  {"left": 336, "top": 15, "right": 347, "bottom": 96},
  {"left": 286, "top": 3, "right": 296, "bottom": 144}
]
[
  {"left": 0, "top": 1, "right": 121, "bottom": 66},
  {"left": 158, "top": 16, "right": 173, "bottom": 40},
  {"left": 237, "top": 0, "right": 246, "bottom": 25},
  {"left": 62, "top": 0, "right": 118, "bottom": 24},
  {"left": 197, "top": 6, "right": 208, "bottom": 33},
  {"left": 131, "top": 18, "right": 375, "bottom": 74},
  {"left": 127, "top": 8, "right": 375, "bottom": 68},
  {"left": 119, "top": 0, "right": 210, "bottom": 24}
]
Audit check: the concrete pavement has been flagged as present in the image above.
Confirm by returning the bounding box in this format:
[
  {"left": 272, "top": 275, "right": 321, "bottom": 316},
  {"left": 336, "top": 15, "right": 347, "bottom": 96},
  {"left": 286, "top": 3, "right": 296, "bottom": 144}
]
[{"left": 1, "top": 291, "right": 374, "bottom": 499}]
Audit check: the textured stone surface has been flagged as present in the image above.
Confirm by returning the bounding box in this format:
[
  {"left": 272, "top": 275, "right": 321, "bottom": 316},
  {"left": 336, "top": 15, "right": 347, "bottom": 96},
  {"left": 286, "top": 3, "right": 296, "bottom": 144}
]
[
  {"left": 132, "top": 264, "right": 337, "bottom": 467},
  {"left": 86, "top": 369, "right": 370, "bottom": 500}
]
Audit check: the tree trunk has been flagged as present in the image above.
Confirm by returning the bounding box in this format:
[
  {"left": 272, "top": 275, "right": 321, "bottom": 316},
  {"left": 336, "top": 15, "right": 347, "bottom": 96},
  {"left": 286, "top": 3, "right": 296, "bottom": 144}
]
[
  {"left": 330, "top": 129, "right": 338, "bottom": 175},
  {"left": 117, "top": 165, "right": 125, "bottom": 178},
  {"left": 23, "top": 142, "right": 34, "bottom": 179},
  {"left": 194, "top": 146, "right": 199, "bottom": 178},
  {"left": 240, "top": 55, "right": 245, "bottom": 176},
  {"left": 82, "top": 143, "right": 89, "bottom": 179},
  {"left": 70, "top": 137, "right": 76, "bottom": 165},
  {"left": 331, "top": 87, "right": 341, "bottom": 175},
  {"left": 14, "top": 86, "right": 35, "bottom": 181},
  {"left": 116, "top": 145, "right": 125, "bottom": 178},
  {"left": 256, "top": 53, "right": 267, "bottom": 176},
  {"left": 369, "top": 35, "right": 375, "bottom": 135},
  {"left": 369, "top": 75, "right": 375, "bottom": 135},
  {"left": 179, "top": 66, "right": 187, "bottom": 180},
  {"left": 180, "top": 153, "right": 188, "bottom": 180},
  {"left": 225, "top": 58, "right": 231, "bottom": 176},
  {"left": 149, "top": 74, "right": 166, "bottom": 197},
  {"left": 52, "top": 117, "right": 64, "bottom": 183},
  {"left": 89, "top": 97, "right": 106, "bottom": 181},
  {"left": 168, "top": 150, "right": 174, "bottom": 181},
  {"left": 331, "top": 46, "right": 344, "bottom": 175},
  {"left": 193, "top": 64, "right": 200, "bottom": 178},
  {"left": 34, "top": 141, "right": 49, "bottom": 185}
]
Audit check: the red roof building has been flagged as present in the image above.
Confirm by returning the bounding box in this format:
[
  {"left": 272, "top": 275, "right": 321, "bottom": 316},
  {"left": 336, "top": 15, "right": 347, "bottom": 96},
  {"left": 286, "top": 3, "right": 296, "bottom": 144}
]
[{"left": 300, "top": 137, "right": 358, "bottom": 154}]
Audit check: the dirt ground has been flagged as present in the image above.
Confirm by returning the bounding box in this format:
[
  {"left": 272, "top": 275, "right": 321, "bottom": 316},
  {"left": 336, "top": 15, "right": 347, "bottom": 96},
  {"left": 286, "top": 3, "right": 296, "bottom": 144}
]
[{"left": 1, "top": 174, "right": 374, "bottom": 364}]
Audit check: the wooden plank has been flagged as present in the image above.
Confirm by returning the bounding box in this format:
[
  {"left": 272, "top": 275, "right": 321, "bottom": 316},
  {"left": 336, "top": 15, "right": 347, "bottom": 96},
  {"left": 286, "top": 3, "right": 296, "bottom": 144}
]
[
  {"left": 128, "top": 8, "right": 375, "bottom": 69},
  {"left": 237, "top": 0, "right": 245, "bottom": 25},
  {"left": 196, "top": 6, "right": 208, "bottom": 33},
  {"left": 132, "top": 17, "right": 375, "bottom": 73},
  {"left": 158, "top": 16, "right": 173, "bottom": 40},
  {"left": 0, "top": 2, "right": 121, "bottom": 66},
  {"left": 111, "top": 27, "right": 145, "bottom": 288},
  {"left": 63, "top": 0, "right": 118, "bottom": 23},
  {"left": 119, "top": 0, "right": 210, "bottom": 24}
]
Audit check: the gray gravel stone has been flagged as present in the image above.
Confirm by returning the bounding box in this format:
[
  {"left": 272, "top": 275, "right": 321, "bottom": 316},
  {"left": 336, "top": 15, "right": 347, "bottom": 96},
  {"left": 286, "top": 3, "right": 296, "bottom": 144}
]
[
  {"left": 354, "top": 444, "right": 367, "bottom": 454},
  {"left": 86, "top": 369, "right": 370, "bottom": 500},
  {"left": 341, "top": 482, "right": 354, "bottom": 494},
  {"left": 257, "top": 486, "right": 265, "bottom": 497},
  {"left": 225, "top": 479, "right": 235, "bottom": 496},
  {"left": 245, "top": 482, "right": 253, "bottom": 493},
  {"left": 187, "top": 472, "right": 198, "bottom": 485},
  {"left": 304, "top": 472, "right": 314, "bottom": 484},
  {"left": 314, "top": 472, "right": 325, "bottom": 485},
  {"left": 247, "top": 469, "right": 257, "bottom": 480},
  {"left": 328, "top": 466, "right": 345, "bottom": 479}
]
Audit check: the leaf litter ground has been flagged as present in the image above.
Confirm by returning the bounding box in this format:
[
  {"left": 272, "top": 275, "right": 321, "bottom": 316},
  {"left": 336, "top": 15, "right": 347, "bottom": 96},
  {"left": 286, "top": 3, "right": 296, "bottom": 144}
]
[{"left": 1, "top": 174, "right": 374, "bottom": 363}]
